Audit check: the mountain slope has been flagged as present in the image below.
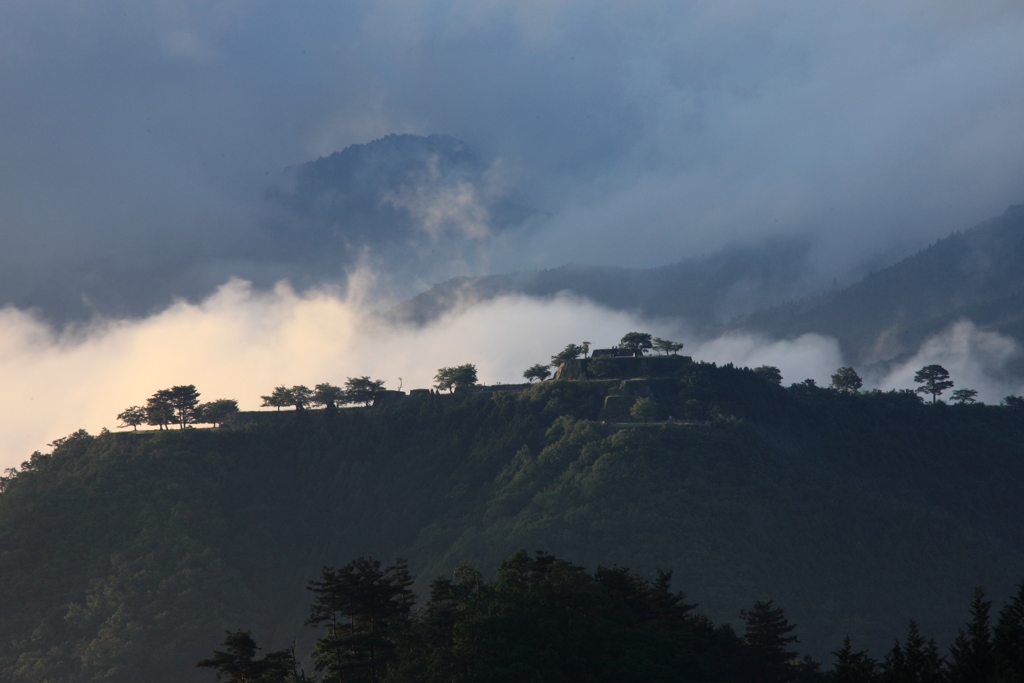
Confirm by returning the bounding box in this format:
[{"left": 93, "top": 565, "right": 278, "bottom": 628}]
[
  {"left": 389, "top": 236, "right": 816, "bottom": 331},
  {"left": 2, "top": 370, "right": 1023, "bottom": 682},
  {"left": 742, "top": 203, "right": 1024, "bottom": 365}
]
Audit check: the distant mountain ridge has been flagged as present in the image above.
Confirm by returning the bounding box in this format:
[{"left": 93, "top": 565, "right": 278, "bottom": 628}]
[
  {"left": 740, "top": 203, "right": 1024, "bottom": 366},
  {"left": 389, "top": 236, "right": 817, "bottom": 331},
  {"left": 394, "top": 203, "right": 1024, "bottom": 372}
]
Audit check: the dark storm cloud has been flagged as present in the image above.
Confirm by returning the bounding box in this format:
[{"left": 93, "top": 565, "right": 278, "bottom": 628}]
[{"left": 2, "top": 0, "right": 1024, "bottom": 320}]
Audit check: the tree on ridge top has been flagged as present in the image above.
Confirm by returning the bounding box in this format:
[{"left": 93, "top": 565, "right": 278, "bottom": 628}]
[{"left": 914, "top": 365, "right": 954, "bottom": 403}]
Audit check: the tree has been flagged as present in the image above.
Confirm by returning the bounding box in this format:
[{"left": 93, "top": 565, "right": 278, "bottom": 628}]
[
  {"left": 620, "top": 331, "right": 654, "bottom": 357},
  {"left": 995, "top": 581, "right": 1024, "bottom": 682},
  {"left": 166, "top": 385, "right": 201, "bottom": 429},
  {"left": 952, "top": 388, "right": 979, "bottom": 405},
  {"left": 116, "top": 406, "right": 147, "bottom": 431},
  {"left": 581, "top": 341, "right": 591, "bottom": 358},
  {"left": 197, "top": 630, "right": 298, "bottom": 683},
  {"left": 630, "top": 397, "right": 659, "bottom": 423},
  {"left": 434, "top": 364, "right": 478, "bottom": 393},
  {"left": 344, "top": 377, "right": 386, "bottom": 407},
  {"left": 742, "top": 600, "right": 799, "bottom": 683},
  {"left": 1004, "top": 395, "right": 1024, "bottom": 412},
  {"left": 306, "top": 557, "right": 414, "bottom": 683},
  {"left": 289, "top": 385, "right": 313, "bottom": 411},
  {"left": 196, "top": 399, "right": 239, "bottom": 428},
  {"left": 947, "top": 587, "right": 994, "bottom": 683},
  {"left": 831, "top": 636, "right": 877, "bottom": 683},
  {"left": 550, "top": 343, "right": 584, "bottom": 367},
  {"left": 880, "top": 620, "right": 944, "bottom": 683},
  {"left": 146, "top": 390, "right": 175, "bottom": 430},
  {"left": 523, "top": 364, "right": 551, "bottom": 383},
  {"left": 653, "top": 337, "right": 685, "bottom": 355},
  {"left": 914, "top": 365, "right": 954, "bottom": 403},
  {"left": 831, "top": 367, "right": 863, "bottom": 393},
  {"left": 312, "top": 383, "right": 345, "bottom": 411},
  {"left": 754, "top": 366, "right": 783, "bottom": 386},
  {"left": 261, "top": 386, "right": 293, "bottom": 411}
]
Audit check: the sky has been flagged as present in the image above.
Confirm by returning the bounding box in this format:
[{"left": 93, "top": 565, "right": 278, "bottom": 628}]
[{"left": 2, "top": 0, "right": 1024, "bottom": 466}]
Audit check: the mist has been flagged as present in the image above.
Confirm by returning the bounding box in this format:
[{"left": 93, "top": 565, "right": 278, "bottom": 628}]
[{"left": 3, "top": 1, "right": 1024, "bottom": 321}]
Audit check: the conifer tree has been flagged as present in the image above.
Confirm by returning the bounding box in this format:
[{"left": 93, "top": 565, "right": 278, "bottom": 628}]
[
  {"left": 947, "top": 587, "right": 995, "bottom": 683},
  {"left": 831, "top": 636, "right": 877, "bottom": 683},
  {"left": 306, "top": 557, "right": 414, "bottom": 683},
  {"left": 994, "top": 581, "right": 1024, "bottom": 682},
  {"left": 741, "top": 600, "right": 799, "bottom": 683}
]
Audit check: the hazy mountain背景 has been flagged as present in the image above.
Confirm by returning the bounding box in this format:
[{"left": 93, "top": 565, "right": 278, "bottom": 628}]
[
  {"left": 0, "top": 134, "right": 532, "bottom": 324},
  {"left": 392, "top": 203, "right": 1024, "bottom": 376},
  {"left": 2, "top": 358, "right": 1023, "bottom": 682}
]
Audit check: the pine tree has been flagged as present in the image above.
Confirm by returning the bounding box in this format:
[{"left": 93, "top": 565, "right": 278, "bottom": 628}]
[
  {"left": 741, "top": 600, "right": 799, "bottom": 683},
  {"left": 947, "top": 587, "right": 995, "bottom": 683},
  {"left": 306, "top": 557, "right": 414, "bottom": 683},
  {"left": 994, "top": 581, "right": 1024, "bottom": 682},
  {"left": 832, "top": 635, "right": 878, "bottom": 683}
]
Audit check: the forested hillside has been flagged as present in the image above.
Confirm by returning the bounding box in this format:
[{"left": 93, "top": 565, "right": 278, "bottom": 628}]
[{"left": 2, "top": 365, "right": 1024, "bottom": 682}]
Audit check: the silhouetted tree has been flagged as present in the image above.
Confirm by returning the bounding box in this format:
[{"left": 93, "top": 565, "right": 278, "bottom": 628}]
[
  {"left": 523, "top": 364, "right": 551, "bottom": 383},
  {"left": 995, "top": 581, "right": 1024, "bottom": 682},
  {"left": 116, "top": 406, "right": 147, "bottom": 431},
  {"left": 261, "top": 386, "right": 293, "bottom": 411},
  {"left": 312, "top": 383, "right": 345, "bottom": 411},
  {"left": 1004, "top": 395, "right": 1024, "bottom": 412},
  {"left": 581, "top": 341, "right": 591, "bottom": 358},
  {"left": 952, "top": 389, "right": 979, "bottom": 405},
  {"left": 831, "top": 636, "right": 877, "bottom": 683},
  {"left": 344, "top": 377, "right": 386, "bottom": 407},
  {"left": 620, "top": 331, "right": 654, "bottom": 357},
  {"left": 831, "top": 367, "right": 863, "bottom": 393},
  {"left": 742, "top": 600, "right": 799, "bottom": 683},
  {"left": 550, "top": 343, "right": 584, "bottom": 367},
  {"left": 434, "top": 364, "right": 478, "bottom": 393},
  {"left": 196, "top": 399, "right": 239, "bottom": 428},
  {"left": 146, "top": 390, "right": 175, "bottom": 430},
  {"left": 914, "top": 365, "right": 953, "bottom": 403},
  {"left": 754, "top": 365, "right": 783, "bottom": 385},
  {"left": 653, "top": 337, "right": 685, "bottom": 355},
  {"left": 166, "top": 385, "right": 201, "bottom": 429},
  {"left": 289, "top": 385, "right": 313, "bottom": 411},
  {"left": 880, "top": 620, "right": 944, "bottom": 683},
  {"left": 947, "top": 587, "right": 995, "bottom": 683},
  {"left": 197, "top": 630, "right": 298, "bottom": 683}
]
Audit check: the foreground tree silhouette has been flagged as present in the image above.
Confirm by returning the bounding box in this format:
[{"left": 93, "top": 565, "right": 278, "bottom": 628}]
[
  {"left": 197, "top": 630, "right": 298, "bottom": 683},
  {"left": 146, "top": 390, "right": 175, "bottom": 430},
  {"left": 289, "top": 385, "right": 314, "bottom": 411},
  {"left": 261, "top": 386, "right": 293, "bottom": 411},
  {"left": 344, "top": 377, "right": 386, "bottom": 407},
  {"left": 312, "top": 383, "right": 345, "bottom": 411},
  {"left": 653, "top": 336, "right": 685, "bottom": 355},
  {"left": 742, "top": 600, "right": 800, "bottom": 683},
  {"left": 550, "top": 343, "right": 584, "bottom": 367},
  {"left": 116, "top": 406, "right": 147, "bottom": 431},
  {"left": 995, "top": 581, "right": 1024, "bottom": 681},
  {"left": 620, "top": 331, "right": 654, "bottom": 357},
  {"left": 880, "top": 620, "right": 944, "bottom": 683},
  {"left": 306, "top": 558, "right": 414, "bottom": 683},
  {"left": 523, "top": 364, "right": 551, "bottom": 383},
  {"left": 196, "top": 399, "right": 239, "bottom": 427},
  {"left": 754, "top": 365, "right": 783, "bottom": 385},
  {"left": 952, "top": 388, "right": 979, "bottom": 405},
  {"left": 831, "top": 636, "right": 877, "bottom": 682},
  {"left": 914, "top": 365, "right": 954, "bottom": 403},
  {"left": 831, "top": 367, "right": 863, "bottom": 393},
  {"left": 947, "top": 587, "right": 994, "bottom": 683},
  {"left": 434, "top": 364, "right": 478, "bottom": 393}
]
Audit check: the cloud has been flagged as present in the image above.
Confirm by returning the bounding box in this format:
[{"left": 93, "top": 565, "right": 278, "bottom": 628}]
[
  {"left": 3, "top": 0, "right": 1024, "bottom": 321},
  {"left": 691, "top": 333, "right": 844, "bottom": 387},
  {"left": 0, "top": 279, "right": 652, "bottom": 471},
  {"left": 875, "top": 320, "right": 1024, "bottom": 404}
]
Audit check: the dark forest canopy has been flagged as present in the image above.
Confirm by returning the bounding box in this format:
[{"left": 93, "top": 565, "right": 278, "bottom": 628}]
[{"left": 2, "top": 362, "right": 1024, "bottom": 681}]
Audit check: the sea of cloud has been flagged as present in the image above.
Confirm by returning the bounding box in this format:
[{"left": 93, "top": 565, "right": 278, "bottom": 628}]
[{"left": 2, "top": 280, "right": 1020, "bottom": 473}]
